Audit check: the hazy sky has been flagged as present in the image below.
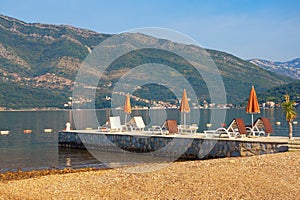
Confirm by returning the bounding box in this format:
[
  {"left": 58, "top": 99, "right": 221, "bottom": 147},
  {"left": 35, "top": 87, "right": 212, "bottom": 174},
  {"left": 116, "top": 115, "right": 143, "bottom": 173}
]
[{"left": 1, "top": 0, "right": 299, "bottom": 61}]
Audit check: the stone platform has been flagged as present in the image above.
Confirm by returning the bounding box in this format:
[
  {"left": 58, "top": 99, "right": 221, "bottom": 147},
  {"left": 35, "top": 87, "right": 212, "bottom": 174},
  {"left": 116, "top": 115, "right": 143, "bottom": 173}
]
[{"left": 58, "top": 130, "right": 291, "bottom": 160}]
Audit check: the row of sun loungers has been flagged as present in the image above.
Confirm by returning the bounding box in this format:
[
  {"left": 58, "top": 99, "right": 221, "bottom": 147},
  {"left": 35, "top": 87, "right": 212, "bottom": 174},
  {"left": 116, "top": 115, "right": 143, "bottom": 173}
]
[
  {"left": 98, "top": 116, "right": 198, "bottom": 135},
  {"left": 98, "top": 116, "right": 273, "bottom": 138},
  {"left": 204, "top": 117, "right": 273, "bottom": 138}
]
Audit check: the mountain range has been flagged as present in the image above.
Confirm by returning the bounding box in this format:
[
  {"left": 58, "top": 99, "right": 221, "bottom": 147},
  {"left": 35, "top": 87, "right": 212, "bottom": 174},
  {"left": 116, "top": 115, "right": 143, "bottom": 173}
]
[
  {"left": 249, "top": 58, "right": 300, "bottom": 80},
  {"left": 0, "top": 14, "right": 297, "bottom": 109}
]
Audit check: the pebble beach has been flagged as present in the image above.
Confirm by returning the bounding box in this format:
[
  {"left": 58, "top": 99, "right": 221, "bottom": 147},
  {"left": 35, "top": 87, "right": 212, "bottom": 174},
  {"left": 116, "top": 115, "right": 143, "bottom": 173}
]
[{"left": 0, "top": 151, "right": 299, "bottom": 199}]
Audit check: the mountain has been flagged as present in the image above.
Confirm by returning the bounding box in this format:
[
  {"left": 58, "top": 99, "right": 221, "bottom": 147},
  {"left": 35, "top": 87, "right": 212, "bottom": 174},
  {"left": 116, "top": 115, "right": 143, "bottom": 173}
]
[
  {"left": 0, "top": 14, "right": 296, "bottom": 109},
  {"left": 0, "top": 14, "right": 111, "bottom": 108},
  {"left": 249, "top": 58, "right": 300, "bottom": 79}
]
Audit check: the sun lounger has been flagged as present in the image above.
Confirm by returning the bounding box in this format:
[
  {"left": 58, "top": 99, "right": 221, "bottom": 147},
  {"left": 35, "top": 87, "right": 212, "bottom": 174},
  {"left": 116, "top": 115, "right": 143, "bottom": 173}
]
[
  {"left": 147, "top": 120, "right": 178, "bottom": 135},
  {"left": 178, "top": 124, "right": 198, "bottom": 134},
  {"left": 164, "top": 120, "right": 178, "bottom": 134},
  {"left": 148, "top": 125, "right": 165, "bottom": 135},
  {"left": 204, "top": 118, "right": 247, "bottom": 138},
  {"left": 128, "top": 116, "right": 146, "bottom": 131},
  {"left": 108, "top": 116, "right": 127, "bottom": 132},
  {"left": 246, "top": 117, "right": 273, "bottom": 137}
]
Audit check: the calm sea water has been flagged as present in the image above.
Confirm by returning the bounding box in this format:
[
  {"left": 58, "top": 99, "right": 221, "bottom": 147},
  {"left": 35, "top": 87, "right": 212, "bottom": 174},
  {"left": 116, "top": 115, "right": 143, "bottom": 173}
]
[{"left": 0, "top": 108, "right": 299, "bottom": 172}]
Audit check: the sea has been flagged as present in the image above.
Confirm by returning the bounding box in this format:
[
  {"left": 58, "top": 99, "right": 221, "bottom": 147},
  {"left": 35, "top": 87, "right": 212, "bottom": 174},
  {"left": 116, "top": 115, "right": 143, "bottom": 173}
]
[{"left": 0, "top": 108, "right": 299, "bottom": 173}]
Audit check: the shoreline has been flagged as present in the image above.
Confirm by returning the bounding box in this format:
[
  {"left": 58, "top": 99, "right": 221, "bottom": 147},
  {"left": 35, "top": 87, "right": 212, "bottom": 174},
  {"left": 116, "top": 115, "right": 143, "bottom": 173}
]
[
  {"left": 0, "top": 107, "right": 233, "bottom": 112},
  {"left": 0, "top": 167, "right": 106, "bottom": 182},
  {"left": 1, "top": 151, "right": 299, "bottom": 199}
]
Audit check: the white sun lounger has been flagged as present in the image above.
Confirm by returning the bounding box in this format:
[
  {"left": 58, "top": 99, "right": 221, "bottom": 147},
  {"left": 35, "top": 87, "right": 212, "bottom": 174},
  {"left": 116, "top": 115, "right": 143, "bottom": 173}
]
[
  {"left": 178, "top": 124, "right": 198, "bottom": 134},
  {"left": 203, "top": 118, "right": 247, "bottom": 138},
  {"left": 129, "top": 116, "right": 146, "bottom": 131},
  {"left": 246, "top": 117, "right": 273, "bottom": 137},
  {"left": 109, "top": 116, "right": 126, "bottom": 132}
]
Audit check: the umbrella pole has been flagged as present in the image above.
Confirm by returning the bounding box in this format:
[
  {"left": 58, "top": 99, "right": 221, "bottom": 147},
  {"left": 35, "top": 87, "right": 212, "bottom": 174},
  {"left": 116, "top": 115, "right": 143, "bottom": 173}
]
[
  {"left": 184, "top": 113, "right": 186, "bottom": 126},
  {"left": 251, "top": 114, "right": 254, "bottom": 136},
  {"left": 125, "top": 113, "right": 127, "bottom": 125}
]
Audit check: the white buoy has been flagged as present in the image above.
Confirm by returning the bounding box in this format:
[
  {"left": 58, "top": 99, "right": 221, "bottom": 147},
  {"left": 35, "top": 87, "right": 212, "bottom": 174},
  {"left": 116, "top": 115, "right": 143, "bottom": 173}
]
[
  {"left": 65, "top": 122, "right": 71, "bottom": 131},
  {"left": 66, "top": 158, "right": 71, "bottom": 167},
  {"left": 275, "top": 121, "right": 281, "bottom": 126},
  {"left": 293, "top": 121, "right": 298, "bottom": 125},
  {"left": 206, "top": 123, "right": 212, "bottom": 128},
  {"left": 0, "top": 130, "right": 10, "bottom": 135},
  {"left": 44, "top": 129, "right": 53, "bottom": 133}
]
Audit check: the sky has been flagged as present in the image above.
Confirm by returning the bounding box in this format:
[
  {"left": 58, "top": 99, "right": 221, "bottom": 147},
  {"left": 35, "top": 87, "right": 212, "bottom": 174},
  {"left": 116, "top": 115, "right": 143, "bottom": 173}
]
[{"left": 0, "top": 0, "right": 299, "bottom": 61}]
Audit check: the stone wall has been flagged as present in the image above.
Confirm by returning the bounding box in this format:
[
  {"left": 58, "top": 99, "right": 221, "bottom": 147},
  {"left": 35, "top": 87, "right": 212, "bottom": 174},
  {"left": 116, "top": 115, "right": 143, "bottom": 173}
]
[{"left": 58, "top": 131, "right": 288, "bottom": 160}]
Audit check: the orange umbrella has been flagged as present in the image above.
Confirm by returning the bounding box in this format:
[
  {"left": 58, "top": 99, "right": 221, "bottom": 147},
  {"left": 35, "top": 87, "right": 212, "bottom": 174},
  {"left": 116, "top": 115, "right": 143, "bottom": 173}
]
[
  {"left": 246, "top": 86, "right": 260, "bottom": 126},
  {"left": 179, "top": 89, "right": 190, "bottom": 126},
  {"left": 124, "top": 93, "right": 132, "bottom": 124}
]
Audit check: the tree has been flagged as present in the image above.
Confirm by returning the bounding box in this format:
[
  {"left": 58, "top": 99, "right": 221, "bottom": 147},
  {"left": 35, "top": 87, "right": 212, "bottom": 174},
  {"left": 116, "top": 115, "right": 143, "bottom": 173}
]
[{"left": 281, "top": 94, "right": 297, "bottom": 139}]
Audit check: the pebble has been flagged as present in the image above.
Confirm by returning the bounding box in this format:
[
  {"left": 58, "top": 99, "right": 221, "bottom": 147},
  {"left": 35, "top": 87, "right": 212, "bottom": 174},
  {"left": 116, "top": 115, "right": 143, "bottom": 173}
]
[{"left": 0, "top": 152, "right": 299, "bottom": 199}]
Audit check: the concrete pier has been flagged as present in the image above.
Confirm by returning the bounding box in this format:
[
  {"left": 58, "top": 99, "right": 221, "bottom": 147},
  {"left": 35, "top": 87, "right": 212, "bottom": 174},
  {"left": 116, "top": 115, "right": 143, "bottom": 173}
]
[
  {"left": 58, "top": 130, "right": 290, "bottom": 160},
  {"left": 288, "top": 138, "right": 300, "bottom": 151}
]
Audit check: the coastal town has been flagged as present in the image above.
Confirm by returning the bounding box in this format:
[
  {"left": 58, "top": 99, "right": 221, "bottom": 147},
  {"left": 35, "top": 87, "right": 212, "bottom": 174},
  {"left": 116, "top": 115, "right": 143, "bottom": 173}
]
[{"left": 66, "top": 91, "right": 294, "bottom": 110}]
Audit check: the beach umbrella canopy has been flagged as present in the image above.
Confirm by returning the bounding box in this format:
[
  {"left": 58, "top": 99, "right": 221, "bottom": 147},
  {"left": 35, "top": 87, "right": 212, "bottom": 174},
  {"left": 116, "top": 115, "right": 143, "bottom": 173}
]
[
  {"left": 246, "top": 86, "right": 260, "bottom": 126},
  {"left": 124, "top": 93, "right": 132, "bottom": 124},
  {"left": 179, "top": 89, "right": 190, "bottom": 126}
]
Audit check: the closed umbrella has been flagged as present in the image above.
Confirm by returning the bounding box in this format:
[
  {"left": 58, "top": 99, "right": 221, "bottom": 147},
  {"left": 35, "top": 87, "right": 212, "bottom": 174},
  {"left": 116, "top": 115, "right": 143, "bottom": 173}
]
[
  {"left": 124, "top": 93, "right": 132, "bottom": 124},
  {"left": 246, "top": 86, "right": 260, "bottom": 126},
  {"left": 179, "top": 89, "right": 190, "bottom": 126}
]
